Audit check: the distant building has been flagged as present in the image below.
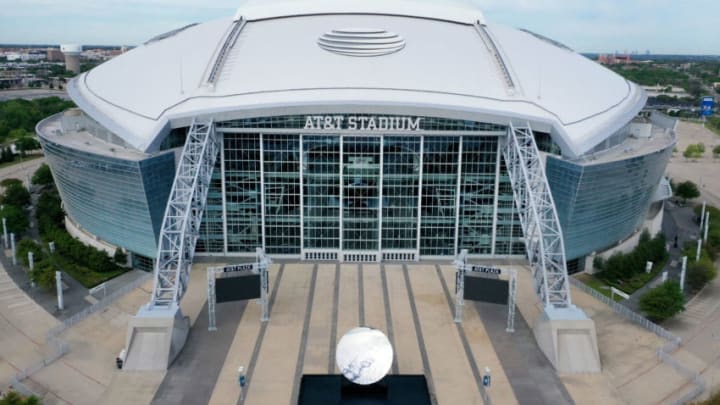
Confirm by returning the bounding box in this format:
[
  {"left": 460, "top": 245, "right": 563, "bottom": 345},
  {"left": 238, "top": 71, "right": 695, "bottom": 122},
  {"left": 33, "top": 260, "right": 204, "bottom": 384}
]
[
  {"left": 47, "top": 48, "right": 64, "bottom": 62},
  {"left": 60, "top": 44, "right": 83, "bottom": 74},
  {"left": 597, "top": 53, "right": 631, "bottom": 65}
]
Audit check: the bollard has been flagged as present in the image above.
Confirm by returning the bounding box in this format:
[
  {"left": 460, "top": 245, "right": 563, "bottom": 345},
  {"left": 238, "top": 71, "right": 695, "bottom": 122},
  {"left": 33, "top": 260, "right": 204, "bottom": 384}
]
[
  {"left": 680, "top": 257, "right": 687, "bottom": 292},
  {"left": 2, "top": 217, "right": 7, "bottom": 249},
  {"left": 10, "top": 233, "right": 16, "bottom": 266},
  {"left": 704, "top": 212, "right": 710, "bottom": 244},
  {"left": 56, "top": 271, "right": 64, "bottom": 311},
  {"left": 662, "top": 271, "right": 668, "bottom": 283},
  {"left": 645, "top": 261, "right": 653, "bottom": 274}
]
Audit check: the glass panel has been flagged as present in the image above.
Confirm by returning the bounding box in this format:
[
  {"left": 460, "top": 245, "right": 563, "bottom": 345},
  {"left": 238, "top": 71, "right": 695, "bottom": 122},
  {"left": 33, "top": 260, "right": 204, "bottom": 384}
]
[
  {"left": 303, "top": 136, "right": 340, "bottom": 249},
  {"left": 224, "top": 134, "right": 263, "bottom": 252},
  {"left": 458, "top": 136, "right": 497, "bottom": 255},
  {"left": 343, "top": 137, "right": 380, "bottom": 251},
  {"left": 263, "top": 135, "right": 301, "bottom": 254},
  {"left": 420, "top": 137, "right": 460, "bottom": 256},
  {"left": 382, "top": 137, "right": 420, "bottom": 250}
]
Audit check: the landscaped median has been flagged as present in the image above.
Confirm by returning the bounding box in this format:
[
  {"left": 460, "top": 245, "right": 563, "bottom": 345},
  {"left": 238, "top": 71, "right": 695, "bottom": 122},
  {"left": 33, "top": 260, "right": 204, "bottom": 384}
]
[
  {"left": 578, "top": 230, "right": 669, "bottom": 302},
  {"left": 7, "top": 163, "right": 130, "bottom": 291}
]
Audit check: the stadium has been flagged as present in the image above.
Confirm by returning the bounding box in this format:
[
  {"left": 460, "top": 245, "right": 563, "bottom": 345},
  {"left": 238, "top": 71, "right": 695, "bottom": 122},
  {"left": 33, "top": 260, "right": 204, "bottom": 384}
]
[{"left": 35, "top": 0, "right": 675, "bottom": 371}]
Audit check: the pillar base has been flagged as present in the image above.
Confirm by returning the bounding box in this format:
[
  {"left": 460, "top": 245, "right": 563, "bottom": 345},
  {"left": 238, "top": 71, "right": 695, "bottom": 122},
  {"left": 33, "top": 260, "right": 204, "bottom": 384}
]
[
  {"left": 533, "top": 305, "right": 601, "bottom": 374},
  {"left": 122, "top": 303, "right": 189, "bottom": 371}
]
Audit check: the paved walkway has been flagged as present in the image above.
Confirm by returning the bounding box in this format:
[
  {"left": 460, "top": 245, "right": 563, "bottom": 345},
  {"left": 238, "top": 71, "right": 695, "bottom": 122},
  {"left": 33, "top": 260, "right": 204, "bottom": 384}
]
[
  {"left": 2, "top": 258, "right": 710, "bottom": 404},
  {"left": 163, "top": 263, "right": 538, "bottom": 405}
]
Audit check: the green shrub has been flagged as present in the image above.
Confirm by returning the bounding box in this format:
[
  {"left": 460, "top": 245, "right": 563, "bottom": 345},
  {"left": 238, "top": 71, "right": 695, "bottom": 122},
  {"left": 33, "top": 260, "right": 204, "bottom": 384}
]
[
  {"left": 1, "top": 182, "right": 30, "bottom": 207},
  {"left": 639, "top": 281, "right": 685, "bottom": 322},
  {"left": 30, "top": 260, "right": 56, "bottom": 291},
  {"left": 596, "top": 230, "right": 668, "bottom": 292},
  {"left": 675, "top": 181, "right": 700, "bottom": 202},
  {"left": 16, "top": 239, "right": 45, "bottom": 267},
  {"left": 686, "top": 259, "right": 717, "bottom": 292},
  {"left": 31, "top": 163, "right": 53, "bottom": 186},
  {"left": 0, "top": 204, "right": 29, "bottom": 235}
]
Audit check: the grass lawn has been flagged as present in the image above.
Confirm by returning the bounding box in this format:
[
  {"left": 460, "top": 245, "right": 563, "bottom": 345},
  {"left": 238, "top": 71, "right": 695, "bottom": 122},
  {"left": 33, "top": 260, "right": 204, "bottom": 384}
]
[{"left": 575, "top": 273, "right": 624, "bottom": 302}]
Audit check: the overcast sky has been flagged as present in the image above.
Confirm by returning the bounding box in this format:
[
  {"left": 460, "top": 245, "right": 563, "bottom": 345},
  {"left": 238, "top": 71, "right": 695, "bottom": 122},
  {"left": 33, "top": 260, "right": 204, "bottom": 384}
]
[{"left": 0, "top": 0, "right": 718, "bottom": 54}]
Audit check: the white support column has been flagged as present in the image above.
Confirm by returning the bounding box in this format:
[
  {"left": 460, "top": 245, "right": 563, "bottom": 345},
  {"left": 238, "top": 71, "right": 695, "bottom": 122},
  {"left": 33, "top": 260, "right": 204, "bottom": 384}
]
[
  {"left": 299, "top": 135, "right": 305, "bottom": 256},
  {"left": 259, "top": 134, "right": 266, "bottom": 251},
  {"left": 377, "top": 135, "right": 384, "bottom": 260},
  {"left": 506, "top": 269, "right": 517, "bottom": 333},
  {"left": 258, "top": 248, "right": 270, "bottom": 322},
  {"left": 454, "top": 249, "right": 467, "bottom": 323},
  {"left": 696, "top": 238, "right": 702, "bottom": 262},
  {"left": 680, "top": 256, "right": 687, "bottom": 292},
  {"left": 704, "top": 212, "right": 710, "bottom": 244},
  {"left": 10, "top": 232, "right": 16, "bottom": 266},
  {"left": 700, "top": 201, "right": 706, "bottom": 230},
  {"left": 2, "top": 217, "right": 7, "bottom": 249},
  {"left": 490, "top": 139, "right": 502, "bottom": 256},
  {"left": 416, "top": 136, "right": 424, "bottom": 258},
  {"left": 454, "top": 136, "right": 463, "bottom": 254},
  {"left": 56, "top": 271, "right": 64, "bottom": 310},
  {"left": 339, "top": 136, "right": 344, "bottom": 259},
  {"left": 28, "top": 251, "right": 34, "bottom": 270},
  {"left": 220, "top": 134, "right": 229, "bottom": 254},
  {"left": 207, "top": 267, "right": 217, "bottom": 331}
]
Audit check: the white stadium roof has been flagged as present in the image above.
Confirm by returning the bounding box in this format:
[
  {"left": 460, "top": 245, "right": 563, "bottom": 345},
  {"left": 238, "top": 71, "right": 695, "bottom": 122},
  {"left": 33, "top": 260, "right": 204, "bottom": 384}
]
[{"left": 68, "top": 0, "right": 645, "bottom": 158}]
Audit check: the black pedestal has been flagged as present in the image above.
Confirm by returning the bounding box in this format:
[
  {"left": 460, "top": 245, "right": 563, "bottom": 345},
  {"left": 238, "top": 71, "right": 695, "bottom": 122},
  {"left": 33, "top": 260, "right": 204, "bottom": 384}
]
[{"left": 298, "top": 374, "right": 431, "bottom": 405}]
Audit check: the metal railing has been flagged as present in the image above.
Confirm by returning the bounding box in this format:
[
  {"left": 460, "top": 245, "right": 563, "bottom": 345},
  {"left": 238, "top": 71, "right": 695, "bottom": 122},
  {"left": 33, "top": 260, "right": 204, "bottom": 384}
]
[
  {"left": 569, "top": 277, "right": 704, "bottom": 404},
  {"left": 47, "top": 272, "right": 153, "bottom": 338},
  {"left": 9, "top": 271, "right": 153, "bottom": 396}
]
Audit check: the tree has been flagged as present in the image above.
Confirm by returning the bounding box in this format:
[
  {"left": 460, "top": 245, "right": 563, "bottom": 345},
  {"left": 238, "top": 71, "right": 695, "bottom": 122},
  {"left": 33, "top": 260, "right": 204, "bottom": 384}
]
[
  {"left": 15, "top": 137, "right": 41, "bottom": 154},
  {"left": 30, "top": 260, "right": 56, "bottom": 291},
  {"left": 1, "top": 182, "right": 31, "bottom": 208},
  {"left": 683, "top": 143, "right": 705, "bottom": 159},
  {"left": 16, "top": 239, "right": 45, "bottom": 267},
  {"left": 114, "top": 248, "right": 128, "bottom": 265},
  {"left": 674, "top": 180, "right": 700, "bottom": 203},
  {"left": 714, "top": 145, "right": 720, "bottom": 158},
  {"left": 639, "top": 281, "right": 685, "bottom": 322},
  {"left": 686, "top": 260, "right": 717, "bottom": 292},
  {"left": 0, "top": 205, "right": 29, "bottom": 234},
  {"left": 31, "top": 163, "right": 53, "bottom": 186}
]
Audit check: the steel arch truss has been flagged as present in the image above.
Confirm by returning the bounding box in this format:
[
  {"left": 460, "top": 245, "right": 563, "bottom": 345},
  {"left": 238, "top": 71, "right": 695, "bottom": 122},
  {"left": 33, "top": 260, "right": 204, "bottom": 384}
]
[
  {"left": 150, "top": 118, "right": 220, "bottom": 308},
  {"left": 502, "top": 123, "right": 571, "bottom": 308}
]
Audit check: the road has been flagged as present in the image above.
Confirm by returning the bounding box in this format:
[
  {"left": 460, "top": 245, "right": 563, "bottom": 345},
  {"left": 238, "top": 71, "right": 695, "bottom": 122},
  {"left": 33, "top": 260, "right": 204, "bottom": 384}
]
[{"left": 0, "top": 89, "right": 69, "bottom": 101}]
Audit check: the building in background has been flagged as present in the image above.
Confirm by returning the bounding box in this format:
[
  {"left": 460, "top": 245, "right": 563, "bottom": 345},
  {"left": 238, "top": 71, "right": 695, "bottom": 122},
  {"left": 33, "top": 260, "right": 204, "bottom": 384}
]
[{"left": 60, "top": 44, "right": 82, "bottom": 74}]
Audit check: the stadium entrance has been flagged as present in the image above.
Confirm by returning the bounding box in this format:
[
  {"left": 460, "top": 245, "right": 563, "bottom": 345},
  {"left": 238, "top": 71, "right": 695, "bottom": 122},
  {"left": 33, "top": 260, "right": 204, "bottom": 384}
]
[{"left": 195, "top": 115, "right": 525, "bottom": 262}]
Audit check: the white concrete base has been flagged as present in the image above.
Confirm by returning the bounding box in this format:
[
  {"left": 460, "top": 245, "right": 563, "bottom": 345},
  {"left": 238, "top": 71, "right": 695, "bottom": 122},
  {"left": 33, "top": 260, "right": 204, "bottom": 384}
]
[
  {"left": 533, "top": 305, "right": 601, "bottom": 374},
  {"left": 122, "top": 303, "right": 189, "bottom": 371}
]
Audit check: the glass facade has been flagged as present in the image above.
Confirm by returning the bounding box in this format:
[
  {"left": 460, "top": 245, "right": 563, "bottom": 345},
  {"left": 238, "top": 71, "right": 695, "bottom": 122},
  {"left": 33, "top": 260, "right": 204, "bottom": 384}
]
[
  {"left": 43, "top": 111, "right": 671, "bottom": 264},
  {"left": 546, "top": 144, "right": 673, "bottom": 260},
  {"left": 197, "top": 115, "right": 524, "bottom": 259},
  {"left": 40, "top": 137, "right": 175, "bottom": 258}
]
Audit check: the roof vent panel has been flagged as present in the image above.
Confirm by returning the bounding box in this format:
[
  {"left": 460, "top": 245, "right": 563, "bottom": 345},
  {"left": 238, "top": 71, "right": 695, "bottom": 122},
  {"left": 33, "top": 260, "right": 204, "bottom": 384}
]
[{"left": 318, "top": 28, "right": 406, "bottom": 57}]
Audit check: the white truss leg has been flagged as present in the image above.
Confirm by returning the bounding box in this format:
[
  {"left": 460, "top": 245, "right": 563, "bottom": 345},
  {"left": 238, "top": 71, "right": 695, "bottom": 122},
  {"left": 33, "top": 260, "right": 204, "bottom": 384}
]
[
  {"left": 501, "top": 123, "right": 600, "bottom": 373},
  {"left": 123, "top": 118, "right": 220, "bottom": 371},
  {"left": 151, "top": 118, "right": 220, "bottom": 308},
  {"left": 501, "top": 123, "right": 570, "bottom": 308}
]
